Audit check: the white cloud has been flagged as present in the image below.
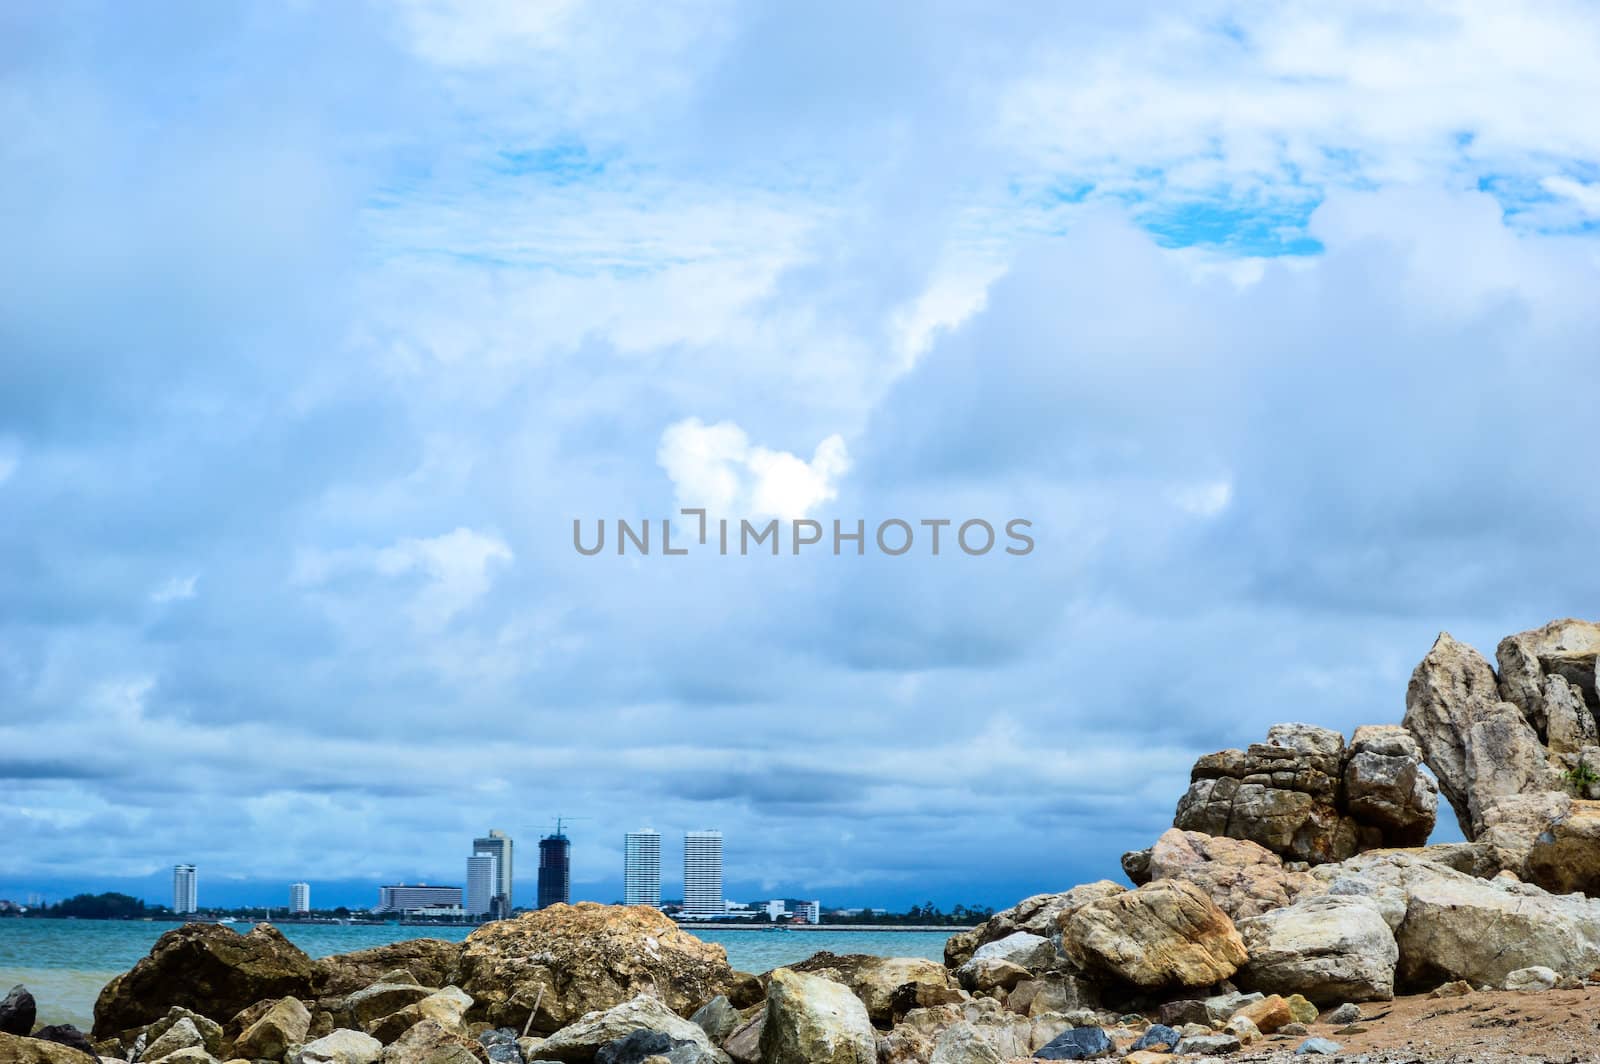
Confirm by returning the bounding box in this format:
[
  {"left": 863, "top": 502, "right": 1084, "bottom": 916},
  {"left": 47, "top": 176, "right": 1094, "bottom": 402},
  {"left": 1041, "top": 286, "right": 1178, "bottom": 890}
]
[
  {"left": 295, "top": 528, "right": 513, "bottom": 630},
  {"left": 1543, "top": 176, "right": 1600, "bottom": 217},
  {"left": 150, "top": 575, "right": 198, "bottom": 604},
  {"left": 658, "top": 417, "right": 850, "bottom": 520},
  {"left": 1168, "top": 479, "right": 1234, "bottom": 519}
]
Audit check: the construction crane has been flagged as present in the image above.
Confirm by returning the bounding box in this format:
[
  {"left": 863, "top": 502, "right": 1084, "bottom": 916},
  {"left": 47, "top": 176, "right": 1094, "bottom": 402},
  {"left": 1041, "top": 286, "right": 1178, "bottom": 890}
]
[{"left": 547, "top": 816, "right": 589, "bottom": 838}]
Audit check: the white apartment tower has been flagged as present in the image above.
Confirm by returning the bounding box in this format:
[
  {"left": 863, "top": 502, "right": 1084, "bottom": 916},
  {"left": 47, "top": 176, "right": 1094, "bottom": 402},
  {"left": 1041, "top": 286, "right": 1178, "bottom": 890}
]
[
  {"left": 289, "top": 882, "right": 311, "bottom": 913},
  {"left": 624, "top": 830, "right": 662, "bottom": 907},
  {"left": 472, "top": 829, "right": 514, "bottom": 917},
  {"left": 682, "top": 830, "right": 723, "bottom": 919},
  {"left": 466, "top": 853, "right": 499, "bottom": 917},
  {"left": 173, "top": 864, "right": 198, "bottom": 914}
]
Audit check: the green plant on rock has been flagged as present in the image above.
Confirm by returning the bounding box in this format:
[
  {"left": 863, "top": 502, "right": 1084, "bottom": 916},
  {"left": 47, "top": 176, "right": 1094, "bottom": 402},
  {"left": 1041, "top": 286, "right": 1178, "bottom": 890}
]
[{"left": 1563, "top": 756, "right": 1600, "bottom": 795}]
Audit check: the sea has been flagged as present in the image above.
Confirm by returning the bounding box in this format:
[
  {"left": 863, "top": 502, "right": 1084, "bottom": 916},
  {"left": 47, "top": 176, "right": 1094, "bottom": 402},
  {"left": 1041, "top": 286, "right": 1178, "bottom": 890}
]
[{"left": 0, "top": 919, "right": 953, "bottom": 1030}]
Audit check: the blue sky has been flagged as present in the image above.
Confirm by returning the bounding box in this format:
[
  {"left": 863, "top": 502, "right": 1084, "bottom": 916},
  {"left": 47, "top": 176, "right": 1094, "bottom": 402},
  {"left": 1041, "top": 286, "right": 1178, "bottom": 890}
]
[{"left": 4, "top": 1, "right": 1600, "bottom": 911}]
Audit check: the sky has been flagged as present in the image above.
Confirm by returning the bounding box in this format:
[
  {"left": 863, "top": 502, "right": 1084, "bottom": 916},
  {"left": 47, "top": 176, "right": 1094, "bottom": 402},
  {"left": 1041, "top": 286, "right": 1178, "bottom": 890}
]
[{"left": 3, "top": 1, "right": 1600, "bottom": 912}]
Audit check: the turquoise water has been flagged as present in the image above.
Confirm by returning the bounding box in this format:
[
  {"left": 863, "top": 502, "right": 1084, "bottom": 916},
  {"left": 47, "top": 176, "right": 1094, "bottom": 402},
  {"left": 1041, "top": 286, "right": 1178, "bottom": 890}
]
[{"left": 0, "top": 920, "right": 950, "bottom": 1030}]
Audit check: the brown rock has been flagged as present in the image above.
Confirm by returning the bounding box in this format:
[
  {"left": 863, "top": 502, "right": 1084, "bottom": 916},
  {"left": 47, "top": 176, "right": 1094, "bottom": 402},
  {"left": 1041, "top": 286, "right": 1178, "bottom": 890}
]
[
  {"left": 454, "top": 902, "right": 735, "bottom": 1032},
  {"left": 91, "top": 923, "right": 316, "bottom": 1039},
  {"left": 943, "top": 882, "right": 1125, "bottom": 967},
  {"left": 1231, "top": 993, "right": 1292, "bottom": 1033},
  {"left": 1145, "top": 828, "right": 1319, "bottom": 921},
  {"left": 314, "top": 940, "right": 461, "bottom": 997},
  {"left": 0, "top": 1032, "right": 98, "bottom": 1063},
  {"left": 1062, "top": 879, "right": 1248, "bottom": 989}
]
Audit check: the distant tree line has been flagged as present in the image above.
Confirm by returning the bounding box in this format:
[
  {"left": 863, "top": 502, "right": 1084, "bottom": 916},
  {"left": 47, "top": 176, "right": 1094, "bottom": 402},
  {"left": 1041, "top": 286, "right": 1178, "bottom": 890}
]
[{"left": 821, "top": 902, "right": 993, "bottom": 926}]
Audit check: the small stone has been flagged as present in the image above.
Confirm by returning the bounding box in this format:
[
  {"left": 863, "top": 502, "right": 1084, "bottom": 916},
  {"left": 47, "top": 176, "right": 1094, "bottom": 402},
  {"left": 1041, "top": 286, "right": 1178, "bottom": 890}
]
[
  {"left": 1033, "top": 1025, "right": 1113, "bottom": 1060},
  {"left": 1280, "top": 1022, "right": 1308, "bottom": 1036},
  {"left": 1296, "top": 1036, "right": 1342, "bottom": 1055},
  {"left": 1503, "top": 965, "right": 1559, "bottom": 992},
  {"left": 1285, "top": 994, "right": 1318, "bottom": 1025},
  {"left": 1428, "top": 980, "right": 1474, "bottom": 998},
  {"left": 1173, "top": 1032, "right": 1241, "bottom": 1055},
  {"left": 1225, "top": 1015, "right": 1260, "bottom": 1044},
  {"left": 1324, "top": 1002, "right": 1361, "bottom": 1025},
  {"left": 1232, "top": 994, "right": 1292, "bottom": 1033},
  {"left": 1128, "top": 1024, "right": 1181, "bottom": 1052}
]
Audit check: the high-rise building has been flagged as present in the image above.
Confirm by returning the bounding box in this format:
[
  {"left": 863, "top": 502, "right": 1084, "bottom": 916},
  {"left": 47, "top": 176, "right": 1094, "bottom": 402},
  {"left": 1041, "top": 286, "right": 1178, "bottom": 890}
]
[
  {"left": 375, "top": 884, "right": 462, "bottom": 912},
  {"left": 682, "top": 831, "right": 723, "bottom": 919},
  {"left": 472, "top": 829, "right": 514, "bottom": 918},
  {"left": 466, "top": 853, "right": 499, "bottom": 917},
  {"left": 537, "top": 832, "right": 571, "bottom": 909},
  {"left": 799, "top": 900, "right": 821, "bottom": 924},
  {"left": 172, "top": 865, "right": 198, "bottom": 914},
  {"left": 290, "top": 882, "right": 311, "bottom": 914},
  {"left": 624, "top": 830, "right": 661, "bottom": 908}
]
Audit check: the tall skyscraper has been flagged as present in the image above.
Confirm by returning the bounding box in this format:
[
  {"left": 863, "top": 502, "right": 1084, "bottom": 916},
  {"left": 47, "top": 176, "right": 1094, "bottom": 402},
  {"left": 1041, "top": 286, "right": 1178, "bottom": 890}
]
[
  {"left": 537, "top": 832, "right": 570, "bottom": 909},
  {"left": 624, "top": 830, "right": 662, "bottom": 907},
  {"left": 172, "top": 864, "right": 198, "bottom": 914},
  {"left": 466, "top": 853, "right": 498, "bottom": 917},
  {"left": 683, "top": 831, "right": 723, "bottom": 919},
  {"left": 472, "top": 829, "right": 514, "bottom": 917},
  {"left": 290, "top": 882, "right": 311, "bottom": 913}
]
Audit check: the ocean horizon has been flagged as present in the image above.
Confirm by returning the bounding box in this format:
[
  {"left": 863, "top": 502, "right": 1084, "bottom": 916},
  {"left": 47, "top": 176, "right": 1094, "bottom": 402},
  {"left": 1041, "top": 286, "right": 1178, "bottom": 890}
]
[{"left": 0, "top": 918, "right": 953, "bottom": 1031}]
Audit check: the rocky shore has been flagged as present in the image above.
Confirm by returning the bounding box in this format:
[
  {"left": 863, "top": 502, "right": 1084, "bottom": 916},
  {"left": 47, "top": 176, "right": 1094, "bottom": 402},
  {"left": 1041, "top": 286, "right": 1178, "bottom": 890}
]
[{"left": 5, "top": 617, "right": 1600, "bottom": 1064}]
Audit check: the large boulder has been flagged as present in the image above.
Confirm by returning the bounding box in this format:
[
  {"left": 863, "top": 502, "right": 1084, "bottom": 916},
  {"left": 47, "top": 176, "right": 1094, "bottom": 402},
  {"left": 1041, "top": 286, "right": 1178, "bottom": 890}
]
[
  {"left": 1061, "top": 879, "right": 1248, "bottom": 989},
  {"left": 1235, "top": 895, "right": 1398, "bottom": 1003},
  {"left": 1174, "top": 723, "right": 1435, "bottom": 864},
  {"left": 943, "top": 883, "right": 1125, "bottom": 967},
  {"left": 535, "top": 994, "right": 726, "bottom": 1063},
  {"left": 758, "top": 968, "right": 875, "bottom": 1064},
  {"left": 92, "top": 923, "right": 317, "bottom": 1039},
  {"left": 1143, "top": 828, "right": 1319, "bottom": 921},
  {"left": 454, "top": 903, "right": 735, "bottom": 1032},
  {"left": 1404, "top": 623, "right": 1600, "bottom": 894},
  {"left": 315, "top": 940, "right": 461, "bottom": 997},
  {"left": 783, "top": 953, "right": 957, "bottom": 1026},
  {"left": 1328, "top": 852, "right": 1600, "bottom": 988}
]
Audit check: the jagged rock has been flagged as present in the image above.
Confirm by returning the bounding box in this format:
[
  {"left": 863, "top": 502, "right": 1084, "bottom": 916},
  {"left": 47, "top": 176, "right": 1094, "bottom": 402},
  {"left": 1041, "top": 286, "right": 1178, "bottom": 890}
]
[
  {"left": 1, "top": 985, "right": 36, "bottom": 1037},
  {"left": 968, "top": 932, "right": 1055, "bottom": 972},
  {"left": 1062, "top": 879, "right": 1247, "bottom": 989},
  {"left": 1333, "top": 852, "right": 1600, "bottom": 987},
  {"left": 0, "top": 1031, "right": 98, "bottom": 1063},
  {"left": 1344, "top": 726, "right": 1438, "bottom": 846},
  {"left": 1523, "top": 799, "right": 1600, "bottom": 894},
  {"left": 758, "top": 969, "right": 874, "bottom": 1064},
  {"left": 1144, "top": 828, "right": 1319, "bottom": 921},
  {"left": 378, "top": 1020, "right": 487, "bottom": 1064},
  {"left": 1497, "top": 620, "right": 1600, "bottom": 732},
  {"left": 1157, "top": 991, "right": 1261, "bottom": 1027},
  {"left": 1236, "top": 895, "right": 1398, "bottom": 1003},
  {"left": 140, "top": 1016, "right": 206, "bottom": 1060},
  {"left": 1119, "top": 848, "right": 1152, "bottom": 886},
  {"left": 314, "top": 940, "right": 461, "bottom": 997},
  {"left": 141, "top": 1007, "right": 225, "bottom": 1061},
  {"left": 1174, "top": 722, "right": 1434, "bottom": 864},
  {"left": 1001, "top": 975, "right": 1093, "bottom": 1018},
  {"left": 689, "top": 995, "right": 739, "bottom": 1043},
  {"left": 1032, "top": 1025, "right": 1111, "bottom": 1060},
  {"left": 92, "top": 924, "right": 316, "bottom": 1039},
  {"left": 943, "top": 883, "right": 1125, "bottom": 968},
  {"left": 784, "top": 953, "right": 956, "bottom": 1026},
  {"left": 291, "top": 1028, "right": 383, "bottom": 1064},
  {"left": 926, "top": 1021, "right": 1005, "bottom": 1064},
  {"left": 721, "top": 1008, "right": 762, "bottom": 1064},
  {"left": 1404, "top": 631, "right": 1561, "bottom": 837},
  {"left": 536, "top": 995, "right": 725, "bottom": 1064},
  {"left": 1129, "top": 1024, "right": 1180, "bottom": 1052},
  {"left": 1225, "top": 1014, "right": 1260, "bottom": 1043},
  {"left": 340, "top": 972, "right": 435, "bottom": 1029},
  {"left": 366, "top": 987, "right": 473, "bottom": 1043},
  {"left": 455, "top": 903, "right": 735, "bottom": 1032},
  {"left": 231, "top": 996, "right": 310, "bottom": 1060},
  {"left": 956, "top": 958, "right": 1030, "bottom": 993}
]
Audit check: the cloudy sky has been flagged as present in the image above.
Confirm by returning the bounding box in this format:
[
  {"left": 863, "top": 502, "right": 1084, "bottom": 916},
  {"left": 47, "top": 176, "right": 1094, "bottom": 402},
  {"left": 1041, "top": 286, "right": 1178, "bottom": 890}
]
[{"left": 4, "top": 1, "right": 1600, "bottom": 911}]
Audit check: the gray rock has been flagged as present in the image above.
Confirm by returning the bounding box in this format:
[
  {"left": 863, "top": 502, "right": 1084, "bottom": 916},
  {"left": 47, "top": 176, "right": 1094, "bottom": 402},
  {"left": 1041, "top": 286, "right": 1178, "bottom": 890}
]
[
  {"left": 596, "top": 1029, "right": 716, "bottom": 1064},
  {"left": 1325, "top": 1003, "right": 1361, "bottom": 1024},
  {"left": 292, "top": 1029, "right": 384, "bottom": 1064},
  {"left": 759, "top": 968, "right": 874, "bottom": 1064},
  {"left": 1128, "top": 1024, "right": 1181, "bottom": 1051},
  {"left": 690, "top": 995, "right": 739, "bottom": 1043},
  {"left": 968, "top": 931, "right": 1056, "bottom": 972},
  {"left": 1296, "top": 1036, "right": 1342, "bottom": 1055},
  {"left": 1173, "top": 1032, "right": 1241, "bottom": 1055},
  {"left": 1236, "top": 895, "right": 1398, "bottom": 1003},
  {"left": 1032, "top": 1025, "right": 1111, "bottom": 1060},
  {"left": 537, "top": 996, "right": 724, "bottom": 1063}
]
